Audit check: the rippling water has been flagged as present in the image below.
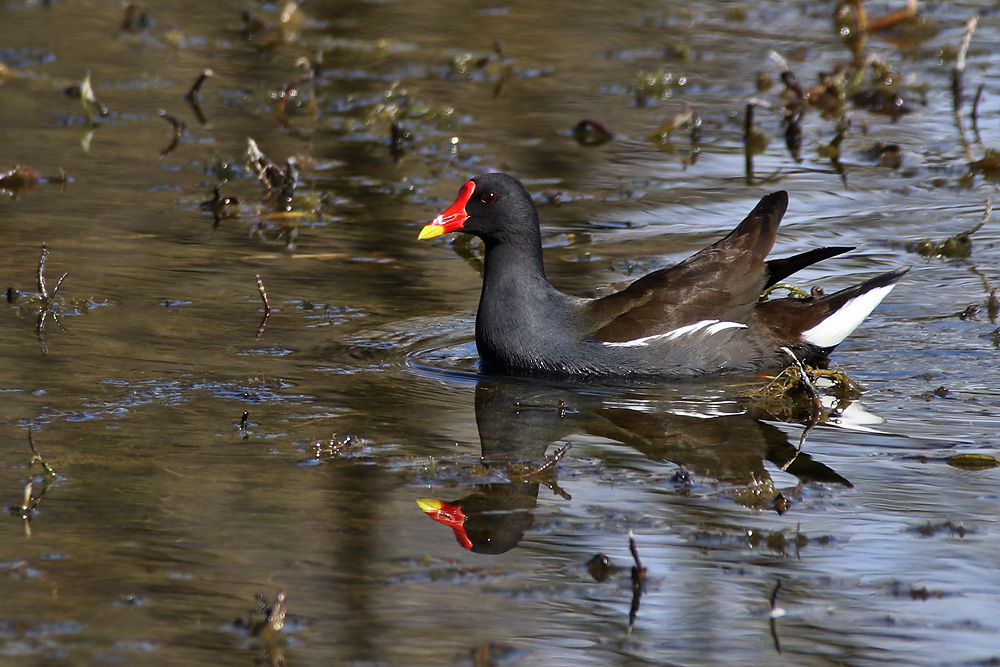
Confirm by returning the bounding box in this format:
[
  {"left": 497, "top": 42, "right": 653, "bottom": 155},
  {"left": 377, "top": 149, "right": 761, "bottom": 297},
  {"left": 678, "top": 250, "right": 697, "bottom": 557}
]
[{"left": 2, "top": 1, "right": 1000, "bottom": 665}]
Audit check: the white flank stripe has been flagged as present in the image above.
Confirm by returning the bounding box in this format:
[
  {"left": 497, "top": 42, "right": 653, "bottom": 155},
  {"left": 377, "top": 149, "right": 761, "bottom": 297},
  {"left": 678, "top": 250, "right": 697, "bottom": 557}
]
[
  {"left": 801, "top": 284, "right": 896, "bottom": 348},
  {"left": 705, "top": 320, "right": 747, "bottom": 336},
  {"left": 603, "top": 319, "right": 747, "bottom": 348}
]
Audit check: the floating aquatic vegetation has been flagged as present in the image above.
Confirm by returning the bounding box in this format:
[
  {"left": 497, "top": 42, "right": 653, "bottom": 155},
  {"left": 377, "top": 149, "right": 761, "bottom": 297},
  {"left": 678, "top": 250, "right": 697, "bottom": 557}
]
[
  {"left": 232, "top": 590, "right": 289, "bottom": 666},
  {"left": 963, "top": 148, "right": 1000, "bottom": 183},
  {"left": 244, "top": 136, "right": 313, "bottom": 231},
  {"left": 587, "top": 553, "right": 615, "bottom": 582},
  {"left": 904, "top": 198, "right": 991, "bottom": 259},
  {"left": 27, "top": 243, "right": 68, "bottom": 356},
  {"left": 760, "top": 282, "right": 814, "bottom": 300},
  {"left": 631, "top": 68, "right": 687, "bottom": 107},
  {"left": 740, "top": 361, "right": 863, "bottom": 427},
  {"left": 817, "top": 119, "right": 850, "bottom": 185},
  {"left": 733, "top": 473, "right": 778, "bottom": 511},
  {"left": 834, "top": 0, "right": 922, "bottom": 64},
  {"left": 850, "top": 87, "right": 910, "bottom": 117},
  {"left": 6, "top": 424, "right": 60, "bottom": 537},
  {"left": 67, "top": 71, "right": 109, "bottom": 124},
  {"left": 390, "top": 121, "right": 413, "bottom": 159},
  {"left": 859, "top": 141, "right": 903, "bottom": 168},
  {"left": 275, "top": 58, "right": 317, "bottom": 136},
  {"left": 573, "top": 119, "right": 614, "bottom": 147},
  {"left": 646, "top": 108, "right": 700, "bottom": 150},
  {"left": 217, "top": 150, "right": 329, "bottom": 248},
  {"left": 753, "top": 37, "right": 925, "bottom": 185},
  {"left": 200, "top": 185, "right": 240, "bottom": 226},
  {"left": 902, "top": 452, "right": 1000, "bottom": 471},
  {"left": 241, "top": 1, "right": 311, "bottom": 48},
  {"left": 0, "top": 165, "right": 41, "bottom": 194},
  {"left": 0, "top": 165, "right": 67, "bottom": 197},
  {"left": 946, "top": 453, "right": 1000, "bottom": 470},
  {"left": 448, "top": 39, "right": 511, "bottom": 91},
  {"left": 742, "top": 100, "right": 771, "bottom": 184},
  {"left": 120, "top": 2, "right": 152, "bottom": 33},
  {"left": 583, "top": 532, "right": 647, "bottom": 634}
]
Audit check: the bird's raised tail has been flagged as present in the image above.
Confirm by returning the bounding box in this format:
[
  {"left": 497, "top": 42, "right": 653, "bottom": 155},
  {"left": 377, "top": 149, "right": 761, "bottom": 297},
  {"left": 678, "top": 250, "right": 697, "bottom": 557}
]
[
  {"left": 765, "top": 246, "right": 854, "bottom": 288},
  {"left": 759, "top": 267, "right": 909, "bottom": 352}
]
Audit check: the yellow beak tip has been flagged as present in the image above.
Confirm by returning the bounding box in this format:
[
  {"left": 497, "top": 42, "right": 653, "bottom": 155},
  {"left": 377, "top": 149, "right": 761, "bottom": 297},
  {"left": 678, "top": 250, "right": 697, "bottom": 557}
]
[{"left": 418, "top": 225, "right": 445, "bottom": 240}]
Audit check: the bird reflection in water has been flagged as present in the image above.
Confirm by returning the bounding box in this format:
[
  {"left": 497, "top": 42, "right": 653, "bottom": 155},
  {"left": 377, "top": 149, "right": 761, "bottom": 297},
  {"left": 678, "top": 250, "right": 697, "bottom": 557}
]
[{"left": 418, "top": 377, "right": 854, "bottom": 554}]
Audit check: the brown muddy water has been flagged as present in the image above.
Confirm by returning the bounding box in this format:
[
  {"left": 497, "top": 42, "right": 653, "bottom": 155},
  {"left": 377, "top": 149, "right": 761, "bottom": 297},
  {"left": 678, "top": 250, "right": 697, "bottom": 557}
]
[{"left": 2, "top": 1, "right": 1000, "bottom": 665}]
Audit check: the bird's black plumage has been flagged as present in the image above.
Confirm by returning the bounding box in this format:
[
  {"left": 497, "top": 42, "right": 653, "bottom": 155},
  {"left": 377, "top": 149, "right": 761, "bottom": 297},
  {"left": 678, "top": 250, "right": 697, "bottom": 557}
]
[{"left": 420, "top": 173, "right": 907, "bottom": 379}]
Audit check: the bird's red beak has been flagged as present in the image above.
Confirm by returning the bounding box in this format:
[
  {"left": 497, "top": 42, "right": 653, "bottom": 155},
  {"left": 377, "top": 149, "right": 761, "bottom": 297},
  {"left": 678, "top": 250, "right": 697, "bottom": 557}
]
[
  {"left": 417, "top": 497, "right": 473, "bottom": 550},
  {"left": 418, "top": 180, "right": 475, "bottom": 240}
]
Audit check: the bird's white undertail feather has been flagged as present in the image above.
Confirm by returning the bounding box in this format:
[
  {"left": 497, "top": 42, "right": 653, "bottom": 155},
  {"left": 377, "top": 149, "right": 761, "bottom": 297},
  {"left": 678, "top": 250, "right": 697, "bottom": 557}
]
[
  {"left": 801, "top": 284, "right": 897, "bottom": 348},
  {"left": 603, "top": 319, "right": 747, "bottom": 348}
]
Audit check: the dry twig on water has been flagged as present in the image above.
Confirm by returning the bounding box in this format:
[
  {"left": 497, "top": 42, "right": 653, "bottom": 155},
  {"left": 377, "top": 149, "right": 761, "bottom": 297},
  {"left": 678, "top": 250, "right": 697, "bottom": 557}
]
[
  {"left": 952, "top": 16, "right": 979, "bottom": 162},
  {"left": 158, "top": 110, "right": 185, "bottom": 156},
  {"left": 769, "top": 579, "right": 786, "bottom": 653},
  {"left": 508, "top": 443, "right": 571, "bottom": 480},
  {"left": 255, "top": 274, "right": 271, "bottom": 338},
  {"left": 627, "top": 530, "right": 646, "bottom": 635},
  {"left": 35, "top": 243, "right": 69, "bottom": 354}
]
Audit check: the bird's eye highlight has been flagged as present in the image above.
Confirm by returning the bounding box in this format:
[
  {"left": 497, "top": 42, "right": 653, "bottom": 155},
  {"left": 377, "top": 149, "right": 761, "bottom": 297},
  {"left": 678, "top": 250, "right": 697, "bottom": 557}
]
[{"left": 482, "top": 191, "right": 497, "bottom": 205}]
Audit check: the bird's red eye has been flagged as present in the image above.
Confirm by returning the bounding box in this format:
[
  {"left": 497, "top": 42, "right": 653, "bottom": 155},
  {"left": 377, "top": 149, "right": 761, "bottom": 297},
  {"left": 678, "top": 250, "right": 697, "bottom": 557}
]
[{"left": 482, "top": 191, "right": 497, "bottom": 205}]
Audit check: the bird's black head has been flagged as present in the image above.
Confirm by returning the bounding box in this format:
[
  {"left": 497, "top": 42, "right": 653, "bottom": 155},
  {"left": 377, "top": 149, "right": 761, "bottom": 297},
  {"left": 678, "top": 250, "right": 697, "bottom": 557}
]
[{"left": 418, "top": 173, "right": 539, "bottom": 245}]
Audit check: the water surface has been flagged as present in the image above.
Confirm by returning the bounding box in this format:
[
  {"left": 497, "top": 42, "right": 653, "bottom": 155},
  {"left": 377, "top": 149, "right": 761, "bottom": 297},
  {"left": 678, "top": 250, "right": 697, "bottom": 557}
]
[{"left": 2, "top": 1, "right": 1000, "bottom": 665}]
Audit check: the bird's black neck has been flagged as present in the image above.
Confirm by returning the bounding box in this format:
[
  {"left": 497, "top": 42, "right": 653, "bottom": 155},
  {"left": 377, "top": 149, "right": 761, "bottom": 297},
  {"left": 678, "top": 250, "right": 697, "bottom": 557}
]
[{"left": 476, "top": 236, "right": 574, "bottom": 369}]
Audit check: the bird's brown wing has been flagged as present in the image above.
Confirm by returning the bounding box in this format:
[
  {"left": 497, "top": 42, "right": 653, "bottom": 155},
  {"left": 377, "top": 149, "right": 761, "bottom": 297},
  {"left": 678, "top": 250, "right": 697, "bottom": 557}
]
[{"left": 584, "top": 191, "right": 789, "bottom": 342}]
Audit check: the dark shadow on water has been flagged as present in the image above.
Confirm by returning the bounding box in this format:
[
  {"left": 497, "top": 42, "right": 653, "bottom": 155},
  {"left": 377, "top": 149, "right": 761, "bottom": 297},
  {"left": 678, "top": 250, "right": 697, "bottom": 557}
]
[{"left": 419, "top": 376, "right": 852, "bottom": 554}]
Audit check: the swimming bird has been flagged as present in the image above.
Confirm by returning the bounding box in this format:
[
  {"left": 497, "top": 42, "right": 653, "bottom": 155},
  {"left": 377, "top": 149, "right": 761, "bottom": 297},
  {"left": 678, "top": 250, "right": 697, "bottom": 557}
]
[{"left": 419, "top": 173, "right": 906, "bottom": 379}]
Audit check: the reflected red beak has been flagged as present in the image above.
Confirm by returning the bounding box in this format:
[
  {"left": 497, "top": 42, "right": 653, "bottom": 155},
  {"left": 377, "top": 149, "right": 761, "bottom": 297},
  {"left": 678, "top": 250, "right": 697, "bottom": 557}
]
[
  {"left": 418, "top": 180, "right": 475, "bottom": 240},
  {"left": 417, "top": 497, "right": 473, "bottom": 550}
]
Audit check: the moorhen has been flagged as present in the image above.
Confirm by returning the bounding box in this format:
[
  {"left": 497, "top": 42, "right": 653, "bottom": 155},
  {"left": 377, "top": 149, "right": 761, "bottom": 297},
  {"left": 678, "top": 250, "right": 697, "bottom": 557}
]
[{"left": 418, "top": 173, "right": 907, "bottom": 379}]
